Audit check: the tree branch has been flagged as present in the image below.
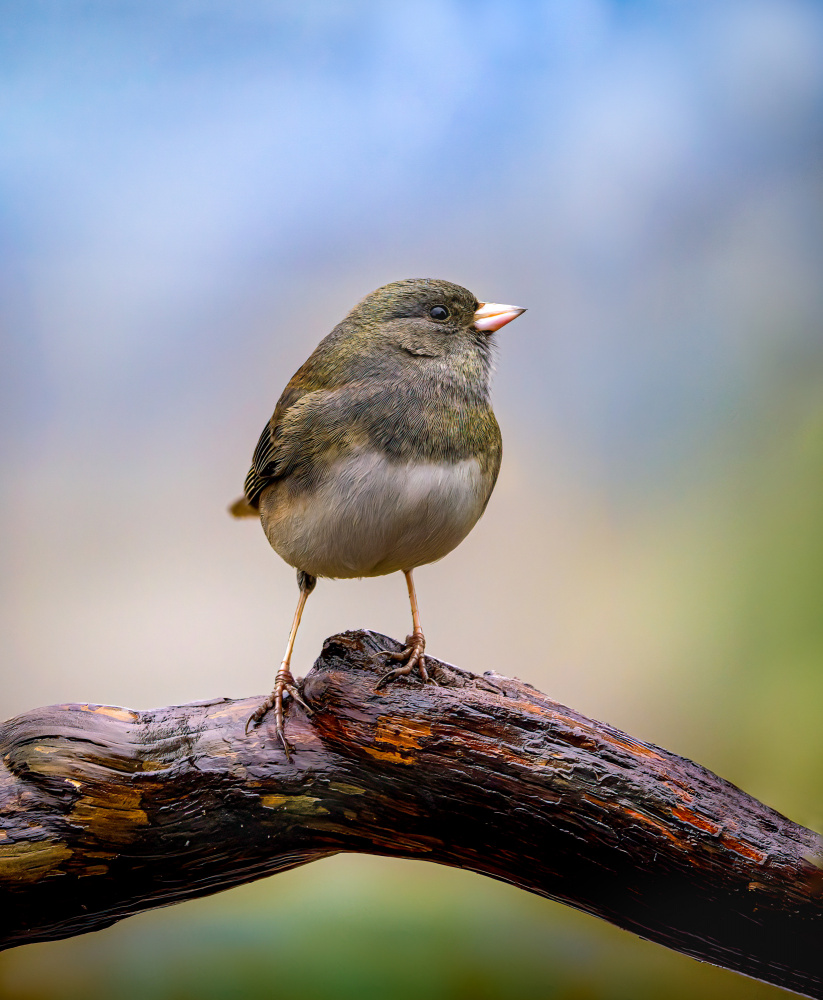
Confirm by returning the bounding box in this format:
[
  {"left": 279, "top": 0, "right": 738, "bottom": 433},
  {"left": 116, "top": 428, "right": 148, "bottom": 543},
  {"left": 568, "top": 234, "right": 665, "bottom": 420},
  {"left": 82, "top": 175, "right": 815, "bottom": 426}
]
[{"left": 1, "top": 630, "right": 821, "bottom": 997}]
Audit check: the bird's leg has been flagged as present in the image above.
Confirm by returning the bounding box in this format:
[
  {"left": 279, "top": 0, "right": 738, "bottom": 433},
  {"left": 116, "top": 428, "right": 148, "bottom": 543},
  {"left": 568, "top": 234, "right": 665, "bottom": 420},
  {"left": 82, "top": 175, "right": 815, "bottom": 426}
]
[
  {"left": 246, "top": 571, "right": 316, "bottom": 755},
  {"left": 375, "top": 569, "right": 435, "bottom": 688}
]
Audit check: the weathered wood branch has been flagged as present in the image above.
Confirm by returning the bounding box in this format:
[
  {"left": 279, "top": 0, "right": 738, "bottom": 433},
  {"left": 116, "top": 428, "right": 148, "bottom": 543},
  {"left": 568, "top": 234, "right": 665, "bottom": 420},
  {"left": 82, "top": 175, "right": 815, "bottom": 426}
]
[{"left": 1, "top": 630, "right": 821, "bottom": 996}]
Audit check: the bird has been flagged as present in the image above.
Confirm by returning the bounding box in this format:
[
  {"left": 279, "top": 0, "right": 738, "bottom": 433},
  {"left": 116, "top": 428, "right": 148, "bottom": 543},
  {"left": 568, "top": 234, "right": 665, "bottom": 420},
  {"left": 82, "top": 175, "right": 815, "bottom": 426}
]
[{"left": 230, "top": 277, "right": 525, "bottom": 753}]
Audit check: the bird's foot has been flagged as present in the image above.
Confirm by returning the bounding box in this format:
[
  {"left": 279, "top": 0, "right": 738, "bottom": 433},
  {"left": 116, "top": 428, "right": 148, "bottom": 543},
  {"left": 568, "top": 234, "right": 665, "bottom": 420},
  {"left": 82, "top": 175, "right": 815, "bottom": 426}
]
[
  {"left": 245, "top": 664, "right": 312, "bottom": 757},
  {"left": 375, "top": 629, "right": 435, "bottom": 688}
]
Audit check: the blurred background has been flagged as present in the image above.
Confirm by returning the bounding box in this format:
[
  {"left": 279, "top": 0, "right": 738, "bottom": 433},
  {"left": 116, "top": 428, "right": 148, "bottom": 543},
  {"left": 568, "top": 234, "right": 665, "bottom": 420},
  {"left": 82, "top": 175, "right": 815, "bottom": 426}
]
[{"left": 1, "top": 1, "right": 822, "bottom": 997}]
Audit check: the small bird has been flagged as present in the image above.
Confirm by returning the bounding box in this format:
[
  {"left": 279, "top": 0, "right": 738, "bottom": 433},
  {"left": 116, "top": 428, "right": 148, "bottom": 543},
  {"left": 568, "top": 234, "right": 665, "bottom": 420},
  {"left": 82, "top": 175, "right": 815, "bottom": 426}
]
[{"left": 230, "top": 278, "right": 525, "bottom": 752}]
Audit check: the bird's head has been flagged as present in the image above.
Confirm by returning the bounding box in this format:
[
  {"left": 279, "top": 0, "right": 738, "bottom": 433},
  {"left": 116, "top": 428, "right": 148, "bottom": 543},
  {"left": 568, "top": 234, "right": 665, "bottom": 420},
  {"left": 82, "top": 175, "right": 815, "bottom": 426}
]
[{"left": 332, "top": 278, "right": 525, "bottom": 388}]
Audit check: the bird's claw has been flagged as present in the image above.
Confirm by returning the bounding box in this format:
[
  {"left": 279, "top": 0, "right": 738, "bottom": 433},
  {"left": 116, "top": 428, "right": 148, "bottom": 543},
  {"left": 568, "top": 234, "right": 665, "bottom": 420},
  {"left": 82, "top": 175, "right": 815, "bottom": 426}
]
[
  {"left": 374, "top": 631, "right": 434, "bottom": 689},
  {"left": 244, "top": 667, "right": 312, "bottom": 759}
]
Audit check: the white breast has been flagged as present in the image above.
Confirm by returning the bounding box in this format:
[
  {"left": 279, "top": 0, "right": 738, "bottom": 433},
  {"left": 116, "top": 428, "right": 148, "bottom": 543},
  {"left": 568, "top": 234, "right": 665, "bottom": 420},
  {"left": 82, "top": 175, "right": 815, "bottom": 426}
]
[{"left": 261, "top": 451, "right": 491, "bottom": 579}]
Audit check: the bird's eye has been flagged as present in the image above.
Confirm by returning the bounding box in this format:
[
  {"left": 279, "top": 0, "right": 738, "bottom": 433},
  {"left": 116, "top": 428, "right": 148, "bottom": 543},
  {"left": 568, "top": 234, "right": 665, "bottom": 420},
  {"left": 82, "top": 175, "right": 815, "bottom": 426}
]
[{"left": 430, "top": 305, "right": 449, "bottom": 321}]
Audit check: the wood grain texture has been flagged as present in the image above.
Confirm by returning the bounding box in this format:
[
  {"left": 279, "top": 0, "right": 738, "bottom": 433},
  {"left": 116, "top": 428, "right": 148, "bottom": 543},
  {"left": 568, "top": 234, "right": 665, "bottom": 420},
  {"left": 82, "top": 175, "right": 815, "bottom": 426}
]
[{"left": 1, "top": 630, "right": 821, "bottom": 997}]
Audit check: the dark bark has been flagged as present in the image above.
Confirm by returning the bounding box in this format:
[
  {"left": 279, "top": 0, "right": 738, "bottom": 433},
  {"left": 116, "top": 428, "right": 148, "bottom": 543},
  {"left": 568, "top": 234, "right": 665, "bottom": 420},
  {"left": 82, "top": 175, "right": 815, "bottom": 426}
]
[{"left": 1, "top": 630, "right": 821, "bottom": 996}]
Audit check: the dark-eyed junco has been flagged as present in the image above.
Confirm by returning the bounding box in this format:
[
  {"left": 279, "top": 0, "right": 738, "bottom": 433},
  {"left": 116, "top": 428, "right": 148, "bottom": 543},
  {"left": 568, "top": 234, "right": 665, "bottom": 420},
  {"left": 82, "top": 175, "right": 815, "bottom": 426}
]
[{"left": 230, "top": 278, "right": 525, "bottom": 752}]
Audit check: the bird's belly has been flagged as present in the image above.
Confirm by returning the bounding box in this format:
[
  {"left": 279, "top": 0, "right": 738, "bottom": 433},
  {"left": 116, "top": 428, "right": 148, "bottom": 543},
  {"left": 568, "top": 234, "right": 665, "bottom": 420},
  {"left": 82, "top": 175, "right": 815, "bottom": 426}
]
[{"left": 260, "top": 452, "right": 492, "bottom": 578}]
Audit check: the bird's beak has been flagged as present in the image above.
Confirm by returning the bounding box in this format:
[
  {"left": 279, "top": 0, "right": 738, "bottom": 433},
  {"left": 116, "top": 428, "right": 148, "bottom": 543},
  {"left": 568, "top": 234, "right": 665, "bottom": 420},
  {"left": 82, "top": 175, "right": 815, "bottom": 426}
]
[{"left": 473, "top": 301, "right": 527, "bottom": 332}]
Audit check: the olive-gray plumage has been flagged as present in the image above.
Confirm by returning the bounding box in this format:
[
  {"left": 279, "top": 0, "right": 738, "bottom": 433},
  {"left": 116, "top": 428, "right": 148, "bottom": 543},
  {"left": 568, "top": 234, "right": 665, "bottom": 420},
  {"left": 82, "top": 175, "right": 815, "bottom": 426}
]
[{"left": 233, "top": 278, "right": 525, "bottom": 750}]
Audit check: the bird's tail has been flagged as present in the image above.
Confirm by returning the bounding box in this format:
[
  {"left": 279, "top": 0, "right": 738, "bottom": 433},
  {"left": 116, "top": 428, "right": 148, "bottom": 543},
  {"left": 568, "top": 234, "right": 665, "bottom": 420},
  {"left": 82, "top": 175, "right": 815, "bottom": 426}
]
[{"left": 228, "top": 496, "right": 259, "bottom": 518}]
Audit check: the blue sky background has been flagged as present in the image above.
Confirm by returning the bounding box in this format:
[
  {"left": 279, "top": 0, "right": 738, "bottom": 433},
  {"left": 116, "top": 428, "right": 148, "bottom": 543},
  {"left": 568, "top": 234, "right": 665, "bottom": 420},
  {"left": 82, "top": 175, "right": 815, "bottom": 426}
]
[
  {"left": 1, "top": 3, "right": 822, "bottom": 998},
  {"left": 3, "top": 0, "right": 821, "bottom": 482}
]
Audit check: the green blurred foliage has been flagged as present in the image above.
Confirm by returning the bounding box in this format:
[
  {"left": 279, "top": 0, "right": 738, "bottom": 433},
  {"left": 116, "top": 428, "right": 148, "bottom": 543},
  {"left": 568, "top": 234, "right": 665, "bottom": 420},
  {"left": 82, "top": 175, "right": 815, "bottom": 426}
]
[{"left": 668, "top": 363, "right": 823, "bottom": 830}]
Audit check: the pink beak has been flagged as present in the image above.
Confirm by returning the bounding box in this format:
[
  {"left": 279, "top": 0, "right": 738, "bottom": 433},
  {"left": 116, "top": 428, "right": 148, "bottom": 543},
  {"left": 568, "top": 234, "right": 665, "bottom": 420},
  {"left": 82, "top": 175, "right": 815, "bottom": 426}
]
[{"left": 473, "top": 301, "right": 527, "bottom": 332}]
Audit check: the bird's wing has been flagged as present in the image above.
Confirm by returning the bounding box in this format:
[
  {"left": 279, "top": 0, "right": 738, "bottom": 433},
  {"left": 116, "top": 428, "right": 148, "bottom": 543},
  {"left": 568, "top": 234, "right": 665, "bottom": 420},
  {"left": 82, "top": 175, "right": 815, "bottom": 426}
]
[
  {"left": 242, "top": 383, "right": 308, "bottom": 508},
  {"left": 241, "top": 383, "right": 377, "bottom": 509}
]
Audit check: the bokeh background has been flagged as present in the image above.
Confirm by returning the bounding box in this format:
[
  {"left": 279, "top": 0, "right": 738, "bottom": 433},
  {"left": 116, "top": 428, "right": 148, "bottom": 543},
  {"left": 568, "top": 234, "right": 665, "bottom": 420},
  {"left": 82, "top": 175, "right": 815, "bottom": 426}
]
[{"left": 2, "top": 1, "right": 823, "bottom": 997}]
